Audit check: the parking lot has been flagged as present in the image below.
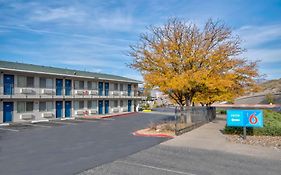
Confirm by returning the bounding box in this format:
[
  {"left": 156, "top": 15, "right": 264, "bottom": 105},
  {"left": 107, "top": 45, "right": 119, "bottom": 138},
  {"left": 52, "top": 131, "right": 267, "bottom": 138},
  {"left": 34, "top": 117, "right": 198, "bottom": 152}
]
[
  {"left": 0, "top": 112, "right": 172, "bottom": 175},
  {"left": 0, "top": 118, "right": 100, "bottom": 132}
]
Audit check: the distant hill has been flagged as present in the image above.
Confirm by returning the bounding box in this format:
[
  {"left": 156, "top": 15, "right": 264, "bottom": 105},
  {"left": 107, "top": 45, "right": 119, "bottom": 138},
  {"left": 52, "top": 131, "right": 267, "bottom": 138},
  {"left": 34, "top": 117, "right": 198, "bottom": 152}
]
[
  {"left": 260, "top": 78, "right": 281, "bottom": 93},
  {"left": 234, "top": 78, "right": 281, "bottom": 104}
]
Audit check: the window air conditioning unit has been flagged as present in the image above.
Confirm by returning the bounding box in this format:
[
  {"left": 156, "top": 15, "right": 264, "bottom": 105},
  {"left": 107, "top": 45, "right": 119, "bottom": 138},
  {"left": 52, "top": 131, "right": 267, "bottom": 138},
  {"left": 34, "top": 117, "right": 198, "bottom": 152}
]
[
  {"left": 42, "top": 112, "right": 54, "bottom": 118},
  {"left": 41, "top": 89, "right": 54, "bottom": 95},
  {"left": 20, "top": 88, "right": 34, "bottom": 94},
  {"left": 89, "top": 90, "right": 98, "bottom": 95},
  {"left": 20, "top": 114, "right": 34, "bottom": 120},
  {"left": 74, "top": 90, "right": 84, "bottom": 95},
  {"left": 112, "top": 91, "right": 119, "bottom": 96},
  {"left": 75, "top": 110, "right": 84, "bottom": 115},
  {"left": 89, "top": 109, "right": 97, "bottom": 114},
  {"left": 113, "top": 108, "right": 119, "bottom": 113}
]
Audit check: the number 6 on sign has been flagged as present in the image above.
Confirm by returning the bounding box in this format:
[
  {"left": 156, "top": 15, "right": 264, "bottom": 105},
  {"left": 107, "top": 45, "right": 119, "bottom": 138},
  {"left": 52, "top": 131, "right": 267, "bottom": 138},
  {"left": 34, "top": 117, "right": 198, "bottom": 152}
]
[
  {"left": 249, "top": 113, "right": 258, "bottom": 124},
  {"left": 244, "top": 110, "right": 263, "bottom": 128}
]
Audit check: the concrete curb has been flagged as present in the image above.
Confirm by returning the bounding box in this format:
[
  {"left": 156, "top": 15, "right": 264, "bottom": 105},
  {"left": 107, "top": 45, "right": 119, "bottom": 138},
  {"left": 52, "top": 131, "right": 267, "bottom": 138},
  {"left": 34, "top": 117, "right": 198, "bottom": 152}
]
[
  {"left": 0, "top": 123, "right": 10, "bottom": 126},
  {"left": 81, "top": 112, "right": 137, "bottom": 120},
  {"left": 31, "top": 119, "right": 49, "bottom": 123},
  {"left": 132, "top": 130, "right": 175, "bottom": 139}
]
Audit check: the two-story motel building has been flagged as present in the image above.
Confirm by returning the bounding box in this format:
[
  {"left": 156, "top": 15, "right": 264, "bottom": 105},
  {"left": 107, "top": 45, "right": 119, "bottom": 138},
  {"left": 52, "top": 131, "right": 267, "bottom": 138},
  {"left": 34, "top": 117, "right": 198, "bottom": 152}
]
[{"left": 0, "top": 60, "right": 142, "bottom": 124}]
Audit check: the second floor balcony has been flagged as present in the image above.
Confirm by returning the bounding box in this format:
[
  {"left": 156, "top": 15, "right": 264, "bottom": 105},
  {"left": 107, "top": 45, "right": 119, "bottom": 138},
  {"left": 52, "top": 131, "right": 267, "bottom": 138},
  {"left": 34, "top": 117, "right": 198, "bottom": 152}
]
[{"left": 0, "top": 84, "right": 143, "bottom": 99}]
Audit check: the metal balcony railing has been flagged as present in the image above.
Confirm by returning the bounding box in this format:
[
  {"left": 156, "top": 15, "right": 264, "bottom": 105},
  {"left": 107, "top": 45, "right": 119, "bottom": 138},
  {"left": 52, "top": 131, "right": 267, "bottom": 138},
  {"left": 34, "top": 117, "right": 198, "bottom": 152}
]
[{"left": 0, "top": 84, "right": 144, "bottom": 99}]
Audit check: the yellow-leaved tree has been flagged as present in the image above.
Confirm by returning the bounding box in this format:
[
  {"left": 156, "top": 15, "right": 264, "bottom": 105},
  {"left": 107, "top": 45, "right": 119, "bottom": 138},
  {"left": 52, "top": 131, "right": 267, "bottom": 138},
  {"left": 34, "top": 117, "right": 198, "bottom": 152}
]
[{"left": 129, "top": 18, "right": 259, "bottom": 106}]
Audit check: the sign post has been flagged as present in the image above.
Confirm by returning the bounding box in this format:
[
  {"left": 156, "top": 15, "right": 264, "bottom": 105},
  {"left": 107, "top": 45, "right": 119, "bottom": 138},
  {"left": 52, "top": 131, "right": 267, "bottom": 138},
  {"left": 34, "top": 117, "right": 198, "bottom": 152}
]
[
  {"left": 243, "top": 126, "right": 246, "bottom": 139},
  {"left": 227, "top": 110, "right": 263, "bottom": 139}
]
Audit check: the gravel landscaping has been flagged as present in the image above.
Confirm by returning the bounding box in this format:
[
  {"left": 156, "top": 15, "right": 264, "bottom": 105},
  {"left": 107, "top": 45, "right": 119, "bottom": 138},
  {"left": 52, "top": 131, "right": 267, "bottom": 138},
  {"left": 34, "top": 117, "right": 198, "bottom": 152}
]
[{"left": 226, "top": 134, "right": 281, "bottom": 150}]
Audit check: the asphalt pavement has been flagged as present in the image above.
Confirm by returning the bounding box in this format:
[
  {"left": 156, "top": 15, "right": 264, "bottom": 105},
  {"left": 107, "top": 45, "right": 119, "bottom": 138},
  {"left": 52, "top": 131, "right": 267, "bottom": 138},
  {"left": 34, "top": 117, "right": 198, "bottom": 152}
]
[
  {"left": 80, "top": 145, "right": 281, "bottom": 175},
  {"left": 0, "top": 113, "right": 172, "bottom": 175},
  {"left": 79, "top": 118, "right": 281, "bottom": 175}
]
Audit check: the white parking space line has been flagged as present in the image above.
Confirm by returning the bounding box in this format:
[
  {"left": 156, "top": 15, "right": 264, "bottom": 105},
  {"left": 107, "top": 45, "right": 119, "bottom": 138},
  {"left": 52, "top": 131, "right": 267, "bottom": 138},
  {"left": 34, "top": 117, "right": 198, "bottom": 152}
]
[
  {"left": 22, "top": 123, "right": 52, "bottom": 128},
  {"left": 74, "top": 119, "right": 98, "bottom": 123},
  {"left": 50, "top": 121, "right": 77, "bottom": 125},
  {"left": 102, "top": 118, "right": 115, "bottom": 121},
  {"left": 0, "top": 127, "right": 19, "bottom": 132},
  {"left": 115, "top": 161, "right": 196, "bottom": 175}
]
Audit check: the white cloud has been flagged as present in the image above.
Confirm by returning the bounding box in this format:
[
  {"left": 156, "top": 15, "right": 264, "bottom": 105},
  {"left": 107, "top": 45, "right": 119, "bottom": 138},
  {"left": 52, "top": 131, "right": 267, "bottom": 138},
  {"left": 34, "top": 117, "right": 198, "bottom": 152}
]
[
  {"left": 30, "top": 7, "right": 86, "bottom": 22},
  {"left": 242, "top": 48, "right": 281, "bottom": 63},
  {"left": 236, "top": 24, "right": 281, "bottom": 48}
]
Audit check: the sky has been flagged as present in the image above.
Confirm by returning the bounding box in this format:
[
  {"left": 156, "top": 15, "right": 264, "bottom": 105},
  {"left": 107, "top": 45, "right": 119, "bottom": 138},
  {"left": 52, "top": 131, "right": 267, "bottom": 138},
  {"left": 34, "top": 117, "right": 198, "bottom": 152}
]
[{"left": 0, "top": 0, "right": 280, "bottom": 80}]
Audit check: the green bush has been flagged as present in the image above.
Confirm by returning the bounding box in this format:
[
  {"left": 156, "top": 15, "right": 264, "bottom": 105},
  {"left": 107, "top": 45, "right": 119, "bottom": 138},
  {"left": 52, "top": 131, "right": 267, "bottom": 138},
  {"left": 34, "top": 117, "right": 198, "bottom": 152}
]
[
  {"left": 224, "top": 126, "right": 253, "bottom": 135},
  {"left": 224, "top": 110, "right": 281, "bottom": 136},
  {"left": 142, "top": 103, "right": 151, "bottom": 110},
  {"left": 216, "top": 109, "right": 226, "bottom": 114}
]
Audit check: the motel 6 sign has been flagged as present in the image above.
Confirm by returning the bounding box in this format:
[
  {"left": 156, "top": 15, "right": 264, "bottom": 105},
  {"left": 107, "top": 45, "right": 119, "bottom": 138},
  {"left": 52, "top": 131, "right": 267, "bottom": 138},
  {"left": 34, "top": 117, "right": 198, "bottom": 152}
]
[{"left": 227, "top": 110, "right": 263, "bottom": 128}]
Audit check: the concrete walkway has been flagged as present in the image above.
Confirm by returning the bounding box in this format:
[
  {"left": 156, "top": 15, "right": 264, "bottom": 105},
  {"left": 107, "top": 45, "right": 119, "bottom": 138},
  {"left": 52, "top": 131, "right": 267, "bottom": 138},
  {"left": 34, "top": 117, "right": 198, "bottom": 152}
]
[{"left": 163, "top": 120, "right": 281, "bottom": 160}]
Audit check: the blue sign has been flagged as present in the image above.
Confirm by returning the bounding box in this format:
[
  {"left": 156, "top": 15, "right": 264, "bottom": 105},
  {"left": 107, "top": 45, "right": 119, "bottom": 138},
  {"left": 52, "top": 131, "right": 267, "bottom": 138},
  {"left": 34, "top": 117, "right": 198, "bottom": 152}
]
[
  {"left": 227, "top": 110, "right": 244, "bottom": 127},
  {"left": 227, "top": 110, "right": 263, "bottom": 128}
]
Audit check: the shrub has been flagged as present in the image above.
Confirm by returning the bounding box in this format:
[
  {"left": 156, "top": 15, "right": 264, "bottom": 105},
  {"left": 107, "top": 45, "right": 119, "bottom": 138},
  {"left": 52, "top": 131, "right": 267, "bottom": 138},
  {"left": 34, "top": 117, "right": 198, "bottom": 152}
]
[
  {"left": 224, "top": 110, "right": 281, "bottom": 136},
  {"left": 224, "top": 126, "right": 253, "bottom": 135},
  {"left": 217, "top": 109, "right": 227, "bottom": 114},
  {"left": 265, "top": 93, "right": 275, "bottom": 104},
  {"left": 142, "top": 103, "right": 151, "bottom": 110}
]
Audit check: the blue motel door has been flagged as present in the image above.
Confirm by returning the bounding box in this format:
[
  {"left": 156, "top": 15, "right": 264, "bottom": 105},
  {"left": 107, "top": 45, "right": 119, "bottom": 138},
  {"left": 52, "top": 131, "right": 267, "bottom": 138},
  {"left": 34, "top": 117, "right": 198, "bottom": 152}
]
[
  {"left": 98, "top": 100, "right": 103, "bottom": 114},
  {"left": 128, "top": 100, "right": 132, "bottom": 112},
  {"left": 65, "top": 101, "right": 71, "bottom": 118},
  {"left": 3, "top": 102, "right": 13, "bottom": 123},
  {"left": 105, "top": 100, "right": 109, "bottom": 114},
  {"left": 128, "top": 84, "right": 131, "bottom": 96},
  {"left": 3, "top": 74, "right": 14, "bottom": 95},
  {"left": 65, "top": 79, "right": 72, "bottom": 96},
  {"left": 105, "top": 83, "right": 109, "bottom": 96},
  {"left": 56, "top": 101, "right": 63, "bottom": 118},
  {"left": 56, "top": 79, "right": 63, "bottom": 95},
  {"left": 98, "top": 82, "right": 103, "bottom": 96}
]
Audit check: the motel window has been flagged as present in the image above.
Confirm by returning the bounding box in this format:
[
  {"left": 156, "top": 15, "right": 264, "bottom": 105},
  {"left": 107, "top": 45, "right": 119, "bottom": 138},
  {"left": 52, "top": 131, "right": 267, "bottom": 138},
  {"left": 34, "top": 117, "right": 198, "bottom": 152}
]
[
  {"left": 17, "top": 102, "right": 25, "bottom": 113},
  {"left": 87, "top": 81, "right": 92, "bottom": 90},
  {"left": 39, "top": 102, "right": 53, "bottom": 112},
  {"left": 79, "top": 101, "right": 84, "bottom": 109},
  {"left": 120, "top": 100, "right": 123, "bottom": 107},
  {"left": 40, "top": 78, "right": 53, "bottom": 88},
  {"left": 92, "top": 82, "right": 97, "bottom": 90},
  {"left": 40, "top": 78, "right": 46, "bottom": 88},
  {"left": 120, "top": 84, "right": 123, "bottom": 91},
  {"left": 74, "top": 81, "right": 84, "bottom": 89},
  {"left": 17, "top": 101, "right": 34, "bottom": 113},
  {"left": 114, "top": 83, "right": 118, "bottom": 91},
  {"left": 17, "top": 76, "right": 25, "bottom": 87},
  {"left": 114, "top": 100, "right": 118, "bottom": 107},
  {"left": 26, "top": 77, "right": 34, "bottom": 88},
  {"left": 74, "top": 101, "right": 84, "bottom": 110},
  {"left": 79, "top": 81, "right": 84, "bottom": 89},
  {"left": 17, "top": 76, "right": 34, "bottom": 88},
  {"left": 87, "top": 101, "right": 92, "bottom": 109},
  {"left": 26, "top": 102, "right": 33, "bottom": 112},
  {"left": 88, "top": 100, "right": 97, "bottom": 109}
]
